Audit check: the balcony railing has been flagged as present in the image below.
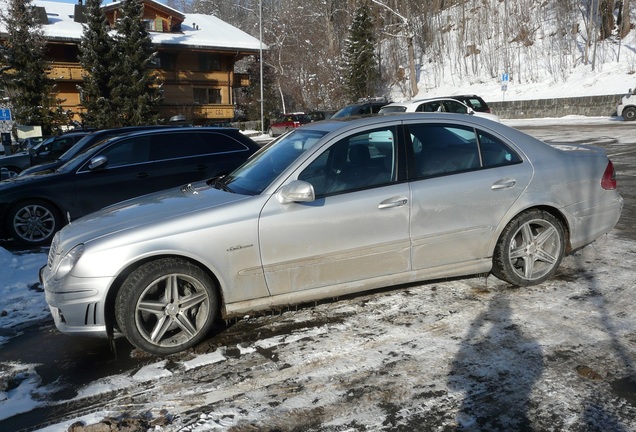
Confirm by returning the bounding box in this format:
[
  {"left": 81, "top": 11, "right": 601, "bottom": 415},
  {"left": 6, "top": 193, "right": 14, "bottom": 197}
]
[{"left": 49, "top": 63, "right": 84, "bottom": 81}]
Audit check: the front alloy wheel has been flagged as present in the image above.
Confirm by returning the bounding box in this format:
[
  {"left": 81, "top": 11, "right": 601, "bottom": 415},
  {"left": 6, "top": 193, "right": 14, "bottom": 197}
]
[
  {"left": 8, "top": 200, "right": 62, "bottom": 246},
  {"left": 492, "top": 210, "right": 565, "bottom": 286},
  {"left": 115, "top": 258, "right": 218, "bottom": 355}
]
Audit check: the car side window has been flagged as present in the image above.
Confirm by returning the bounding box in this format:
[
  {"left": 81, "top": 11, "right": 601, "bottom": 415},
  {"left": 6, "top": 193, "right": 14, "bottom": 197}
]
[
  {"left": 443, "top": 100, "right": 468, "bottom": 114},
  {"left": 99, "top": 136, "right": 152, "bottom": 168},
  {"left": 478, "top": 131, "right": 522, "bottom": 167},
  {"left": 417, "top": 102, "right": 442, "bottom": 112},
  {"left": 408, "top": 124, "right": 480, "bottom": 178},
  {"left": 150, "top": 132, "right": 247, "bottom": 161},
  {"left": 298, "top": 127, "right": 397, "bottom": 196},
  {"left": 408, "top": 124, "right": 521, "bottom": 178}
]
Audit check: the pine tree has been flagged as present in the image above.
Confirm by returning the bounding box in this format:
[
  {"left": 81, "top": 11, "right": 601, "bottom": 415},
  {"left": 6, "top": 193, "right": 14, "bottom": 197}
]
[
  {"left": 110, "top": 0, "right": 162, "bottom": 126},
  {"left": 235, "top": 58, "right": 277, "bottom": 124},
  {"left": 343, "top": 1, "right": 379, "bottom": 102},
  {"left": 0, "top": 0, "right": 65, "bottom": 134},
  {"left": 78, "top": 0, "right": 117, "bottom": 128}
]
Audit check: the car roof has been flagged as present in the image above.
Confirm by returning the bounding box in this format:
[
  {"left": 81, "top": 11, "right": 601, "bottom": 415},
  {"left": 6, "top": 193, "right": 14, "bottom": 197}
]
[
  {"left": 295, "top": 112, "right": 522, "bottom": 142},
  {"left": 383, "top": 97, "right": 468, "bottom": 107}
]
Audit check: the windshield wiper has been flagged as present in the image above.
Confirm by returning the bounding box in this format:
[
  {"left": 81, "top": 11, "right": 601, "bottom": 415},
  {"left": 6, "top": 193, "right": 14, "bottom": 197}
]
[{"left": 213, "top": 176, "right": 234, "bottom": 193}]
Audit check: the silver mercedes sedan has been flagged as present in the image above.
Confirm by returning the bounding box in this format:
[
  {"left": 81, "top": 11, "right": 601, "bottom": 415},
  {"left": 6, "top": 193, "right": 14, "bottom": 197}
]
[{"left": 41, "top": 113, "right": 623, "bottom": 355}]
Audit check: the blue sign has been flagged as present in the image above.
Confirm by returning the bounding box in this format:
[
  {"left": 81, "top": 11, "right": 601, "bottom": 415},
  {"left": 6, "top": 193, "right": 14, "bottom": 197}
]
[
  {"left": 0, "top": 109, "right": 11, "bottom": 121},
  {"left": 502, "top": 73, "right": 509, "bottom": 82}
]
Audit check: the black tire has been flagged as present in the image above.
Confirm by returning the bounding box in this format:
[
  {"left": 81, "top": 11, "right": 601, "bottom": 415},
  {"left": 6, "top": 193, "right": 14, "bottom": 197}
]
[
  {"left": 622, "top": 106, "right": 636, "bottom": 121},
  {"left": 268, "top": 128, "right": 275, "bottom": 137},
  {"left": 115, "top": 258, "right": 218, "bottom": 355},
  {"left": 492, "top": 210, "right": 565, "bottom": 286},
  {"left": 7, "top": 199, "right": 62, "bottom": 246}
]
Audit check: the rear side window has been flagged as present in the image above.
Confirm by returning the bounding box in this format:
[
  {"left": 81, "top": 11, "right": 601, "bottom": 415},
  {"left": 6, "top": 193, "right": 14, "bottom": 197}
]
[
  {"left": 150, "top": 132, "right": 248, "bottom": 161},
  {"left": 478, "top": 130, "right": 522, "bottom": 167},
  {"left": 406, "top": 124, "right": 520, "bottom": 178}
]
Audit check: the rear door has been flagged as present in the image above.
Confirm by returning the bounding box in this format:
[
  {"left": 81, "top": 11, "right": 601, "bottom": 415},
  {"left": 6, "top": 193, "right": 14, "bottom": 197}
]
[
  {"left": 406, "top": 122, "right": 533, "bottom": 270},
  {"left": 148, "top": 130, "right": 253, "bottom": 189}
]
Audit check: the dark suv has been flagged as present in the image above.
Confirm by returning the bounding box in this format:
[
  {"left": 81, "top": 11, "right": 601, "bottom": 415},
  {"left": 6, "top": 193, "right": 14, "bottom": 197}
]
[
  {"left": 331, "top": 98, "right": 391, "bottom": 118},
  {"left": 0, "top": 127, "right": 260, "bottom": 246},
  {"left": 449, "top": 95, "right": 492, "bottom": 113}
]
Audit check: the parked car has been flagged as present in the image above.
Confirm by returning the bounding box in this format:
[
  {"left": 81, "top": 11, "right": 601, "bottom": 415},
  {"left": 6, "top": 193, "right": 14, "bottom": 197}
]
[
  {"left": 617, "top": 88, "right": 636, "bottom": 121},
  {"left": 41, "top": 113, "right": 622, "bottom": 355},
  {"left": 0, "top": 127, "right": 259, "bottom": 246},
  {"left": 16, "top": 136, "right": 47, "bottom": 153},
  {"left": 0, "top": 131, "right": 91, "bottom": 179},
  {"left": 19, "top": 125, "right": 188, "bottom": 176},
  {"left": 330, "top": 97, "right": 391, "bottom": 118},
  {"left": 378, "top": 97, "right": 501, "bottom": 122},
  {"left": 267, "top": 113, "right": 312, "bottom": 137},
  {"left": 307, "top": 110, "right": 336, "bottom": 122},
  {"left": 449, "top": 94, "right": 492, "bottom": 114}
]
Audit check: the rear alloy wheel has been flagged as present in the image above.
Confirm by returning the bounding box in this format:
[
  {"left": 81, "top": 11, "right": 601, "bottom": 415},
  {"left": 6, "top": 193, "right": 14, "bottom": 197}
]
[
  {"left": 492, "top": 210, "right": 565, "bottom": 286},
  {"left": 115, "top": 258, "right": 218, "bottom": 355},
  {"left": 268, "top": 128, "right": 275, "bottom": 137},
  {"left": 7, "top": 200, "right": 62, "bottom": 246},
  {"left": 622, "top": 106, "right": 636, "bottom": 121}
]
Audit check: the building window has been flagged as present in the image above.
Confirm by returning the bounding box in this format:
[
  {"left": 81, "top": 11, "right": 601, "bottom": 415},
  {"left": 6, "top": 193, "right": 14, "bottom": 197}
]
[
  {"left": 151, "top": 52, "right": 176, "bottom": 70},
  {"left": 209, "top": 89, "right": 222, "bottom": 104},
  {"left": 199, "top": 54, "right": 221, "bottom": 72},
  {"left": 193, "top": 88, "right": 223, "bottom": 104}
]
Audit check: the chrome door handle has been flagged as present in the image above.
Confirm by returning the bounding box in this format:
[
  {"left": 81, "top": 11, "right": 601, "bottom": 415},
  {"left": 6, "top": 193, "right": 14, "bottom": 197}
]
[
  {"left": 378, "top": 197, "right": 408, "bottom": 209},
  {"left": 492, "top": 178, "right": 517, "bottom": 190}
]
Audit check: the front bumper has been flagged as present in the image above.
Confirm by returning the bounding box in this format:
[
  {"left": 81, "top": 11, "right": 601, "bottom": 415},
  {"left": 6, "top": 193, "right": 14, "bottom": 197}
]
[{"left": 40, "top": 264, "right": 112, "bottom": 338}]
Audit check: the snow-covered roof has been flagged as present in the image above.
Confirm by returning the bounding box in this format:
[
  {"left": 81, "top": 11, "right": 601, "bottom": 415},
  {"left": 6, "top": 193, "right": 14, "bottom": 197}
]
[{"left": 0, "top": 0, "right": 265, "bottom": 53}]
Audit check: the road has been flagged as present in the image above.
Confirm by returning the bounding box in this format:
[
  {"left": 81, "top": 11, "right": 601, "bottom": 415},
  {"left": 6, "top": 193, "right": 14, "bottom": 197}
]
[{"left": 1, "top": 120, "right": 635, "bottom": 431}]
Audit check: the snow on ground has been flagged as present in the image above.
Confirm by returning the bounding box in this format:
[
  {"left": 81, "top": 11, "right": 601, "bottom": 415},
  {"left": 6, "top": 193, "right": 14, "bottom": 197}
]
[{"left": 2, "top": 231, "right": 635, "bottom": 431}]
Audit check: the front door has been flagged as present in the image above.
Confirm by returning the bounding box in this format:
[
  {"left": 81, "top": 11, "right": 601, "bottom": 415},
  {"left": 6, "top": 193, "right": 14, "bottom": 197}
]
[{"left": 258, "top": 126, "right": 412, "bottom": 296}]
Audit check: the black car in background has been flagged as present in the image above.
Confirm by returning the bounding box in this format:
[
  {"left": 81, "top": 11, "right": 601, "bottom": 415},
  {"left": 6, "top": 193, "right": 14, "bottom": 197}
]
[
  {"left": 19, "top": 125, "right": 185, "bottom": 176},
  {"left": 330, "top": 97, "right": 391, "bottom": 119},
  {"left": 0, "top": 127, "right": 260, "bottom": 246},
  {"left": 0, "top": 131, "right": 91, "bottom": 179}
]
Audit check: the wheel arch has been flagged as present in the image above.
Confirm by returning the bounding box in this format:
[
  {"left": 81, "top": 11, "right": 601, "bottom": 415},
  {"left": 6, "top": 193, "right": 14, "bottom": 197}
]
[
  {"left": 103, "top": 253, "right": 225, "bottom": 338},
  {"left": 493, "top": 204, "right": 572, "bottom": 255}
]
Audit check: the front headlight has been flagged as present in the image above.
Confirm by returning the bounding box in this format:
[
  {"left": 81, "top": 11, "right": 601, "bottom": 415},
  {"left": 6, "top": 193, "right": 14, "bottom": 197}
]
[{"left": 55, "top": 244, "right": 85, "bottom": 280}]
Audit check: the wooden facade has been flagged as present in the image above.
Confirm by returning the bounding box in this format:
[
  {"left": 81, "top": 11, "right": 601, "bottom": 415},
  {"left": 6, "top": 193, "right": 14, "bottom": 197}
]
[{"left": 3, "top": 0, "right": 260, "bottom": 125}]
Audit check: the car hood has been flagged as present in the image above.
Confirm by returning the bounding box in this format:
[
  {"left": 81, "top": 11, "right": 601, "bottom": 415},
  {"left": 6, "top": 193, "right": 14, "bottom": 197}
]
[
  {"left": 20, "top": 163, "right": 59, "bottom": 176},
  {"left": 0, "top": 169, "right": 61, "bottom": 186},
  {"left": 57, "top": 180, "right": 252, "bottom": 247}
]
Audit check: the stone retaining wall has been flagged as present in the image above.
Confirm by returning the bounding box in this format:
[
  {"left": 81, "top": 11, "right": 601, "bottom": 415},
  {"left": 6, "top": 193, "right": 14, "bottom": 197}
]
[{"left": 488, "top": 94, "right": 625, "bottom": 119}]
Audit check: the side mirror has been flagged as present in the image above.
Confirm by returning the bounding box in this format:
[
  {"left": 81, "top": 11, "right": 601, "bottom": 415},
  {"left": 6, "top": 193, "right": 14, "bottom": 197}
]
[
  {"left": 277, "top": 180, "right": 315, "bottom": 204},
  {"left": 88, "top": 155, "right": 107, "bottom": 170}
]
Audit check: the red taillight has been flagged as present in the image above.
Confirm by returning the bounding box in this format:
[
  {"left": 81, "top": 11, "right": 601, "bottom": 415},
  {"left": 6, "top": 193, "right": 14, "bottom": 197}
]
[{"left": 601, "top": 160, "right": 617, "bottom": 190}]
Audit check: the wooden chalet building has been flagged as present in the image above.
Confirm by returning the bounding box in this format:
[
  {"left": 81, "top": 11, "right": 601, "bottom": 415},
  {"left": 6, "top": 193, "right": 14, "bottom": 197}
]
[{"left": 1, "top": 0, "right": 263, "bottom": 125}]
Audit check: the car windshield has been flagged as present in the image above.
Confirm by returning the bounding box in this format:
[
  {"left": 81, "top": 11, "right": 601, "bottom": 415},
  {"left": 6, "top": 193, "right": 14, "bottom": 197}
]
[
  {"left": 378, "top": 106, "right": 407, "bottom": 114},
  {"left": 223, "top": 129, "right": 327, "bottom": 195},
  {"left": 330, "top": 105, "right": 359, "bottom": 118},
  {"left": 56, "top": 137, "right": 118, "bottom": 172},
  {"left": 58, "top": 135, "right": 112, "bottom": 162},
  {"left": 30, "top": 136, "right": 56, "bottom": 153}
]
